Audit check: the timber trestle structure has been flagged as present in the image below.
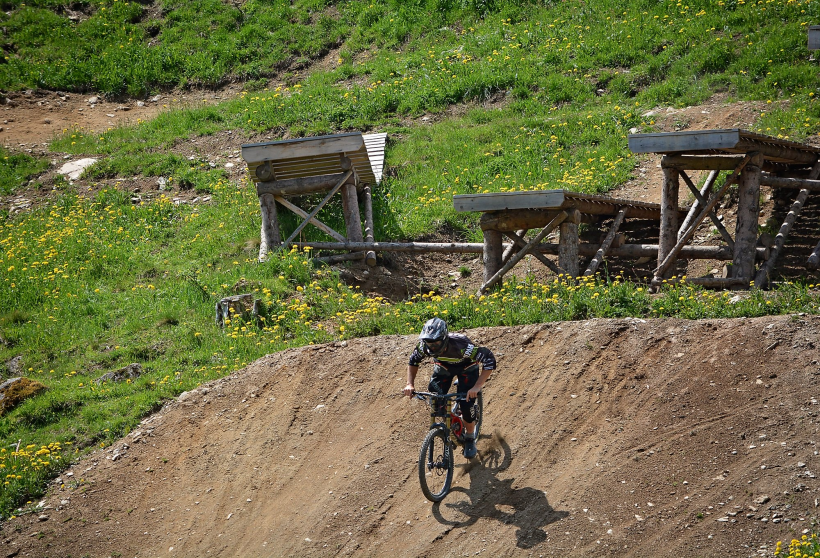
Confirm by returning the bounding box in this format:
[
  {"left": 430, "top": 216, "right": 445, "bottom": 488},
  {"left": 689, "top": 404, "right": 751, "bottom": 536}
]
[
  {"left": 241, "top": 132, "right": 386, "bottom": 265},
  {"left": 453, "top": 190, "right": 691, "bottom": 293},
  {"left": 629, "top": 128, "right": 820, "bottom": 291}
]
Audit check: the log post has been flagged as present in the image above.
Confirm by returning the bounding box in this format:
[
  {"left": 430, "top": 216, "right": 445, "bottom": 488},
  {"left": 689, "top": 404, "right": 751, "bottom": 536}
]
[
  {"left": 584, "top": 208, "right": 627, "bottom": 276},
  {"left": 559, "top": 209, "right": 580, "bottom": 279},
  {"left": 482, "top": 229, "right": 504, "bottom": 286},
  {"left": 341, "top": 181, "right": 364, "bottom": 244},
  {"left": 502, "top": 229, "right": 527, "bottom": 263},
  {"left": 733, "top": 162, "right": 761, "bottom": 280},
  {"left": 479, "top": 211, "right": 568, "bottom": 293},
  {"left": 658, "top": 167, "right": 680, "bottom": 279},
  {"left": 363, "top": 186, "right": 377, "bottom": 267},
  {"left": 258, "top": 193, "right": 281, "bottom": 262}
]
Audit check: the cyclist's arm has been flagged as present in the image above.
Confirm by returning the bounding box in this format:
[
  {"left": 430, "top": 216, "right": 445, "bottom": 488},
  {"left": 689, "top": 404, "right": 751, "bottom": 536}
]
[
  {"left": 467, "top": 367, "right": 493, "bottom": 399},
  {"left": 404, "top": 364, "right": 419, "bottom": 397}
]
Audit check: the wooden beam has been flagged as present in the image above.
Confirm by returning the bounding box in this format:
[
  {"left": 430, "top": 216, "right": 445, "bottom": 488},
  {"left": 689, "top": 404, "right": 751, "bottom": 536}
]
[
  {"left": 256, "top": 172, "right": 355, "bottom": 196},
  {"left": 678, "top": 170, "right": 718, "bottom": 240},
  {"left": 761, "top": 174, "right": 820, "bottom": 191},
  {"left": 313, "top": 252, "right": 366, "bottom": 265},
  {"left": 584, "top": 208, "right": 627, "bottom": 276},
  {"left": 733, "top": 161, "right": 762, "bottom": 280},
  {"left": 281, "top": 170, "right": 352, "bottom": 246},
  {"left": 287, "top": 240, "right": 768, "bottom": 260},
  {"left": 241, "top": 133, "right": 365, "bottom": 163},
  {"left": 658, "top": 166, "right": 680, "bottom": 279},
  {"left": 362, "top": 186, "right": 377, "bottom": 267},
  {"left": 501, "top": 229, "right": 527, "bottom": 263},
  {"left": 273, "top": 196, "right": 346, "bottom": 243},
  {"left": 755, "top": 160, "right": 820, "bottom": 288},
  {"left": 651, "top": 153, "right": 758, "bottom": 290},
  {"left": 481, "top": 210, "right": 596, "bottom": 232},
  {"left": 679, "top": 170, "right": 734, "bottom": 250},
  {"left": 258, "top": 193, "right": 281, "bottom": 262},
  {"left": 559, "top": 209, "right": 580, "bottom": 278},
  {"left": 807, "top": 240, "right": 820, "bottom": 270},
  {"left": 480, "top": 211, "right": 568, "bottom": 294},
  {"left": 482, "top": 229, "right": 503, "bottom": 285},
  {"left": 503, "top": 231, "right": 566, "bottom": 275},
  {"left": 454, "top": 190, "right": 566, "bottom": 212},
  {"left": 662, "top": 155, "right": 748, "bottom": 171},
  {"left": 735, "top": 139, "right": 817, "bottom": 165},
  {"left": 341, "top": 180, "right": 364, "bottom": 244}
]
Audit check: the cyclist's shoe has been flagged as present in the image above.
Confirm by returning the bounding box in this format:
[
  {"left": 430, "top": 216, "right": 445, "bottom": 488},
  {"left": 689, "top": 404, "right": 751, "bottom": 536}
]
[{"left": 462, "top": 433, "right": 477, "bottom": 459}]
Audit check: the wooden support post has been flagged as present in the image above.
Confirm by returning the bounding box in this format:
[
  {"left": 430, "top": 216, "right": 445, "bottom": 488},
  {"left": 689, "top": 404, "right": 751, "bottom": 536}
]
[
  {"left": 482, "top": 229, "right": 504, "bottom": 286},
  {"left": 808, "top": 240, "right": 820, "bottom": 270},
  {"left": 342, "top": 181, "right": 364, "bottom": 244},
  {"left": 754, "top": 160, "right": 820, "bottom": 288},
  {"left": 363, "top": 186, "right": 377, "bottom": 267},
  {"left": 479, "top": 211, "right": 568, "bottom": 294},
  {"left": 503, "top": 231, "right": 566, "bottom": 275},
  {"left": 679, "top": 170, "right": 733, "bottom": 250},
  {"left": 733, "top": 162, "right": 762, "bottom": 280},
  {"left": 282, "top": 170, "right": 352, "bottom": 247},
  {"left": 650, "top": 153, "right": 756, "bottom": 291},
  {"left": 502, "top": 229, "right": 527, "bottom": 263},
  {"left": 559, "top": 209, "right": 580, "bottom": 279},
  {"left": 258, "top": 193, "right": 281, "bottom": 262},
  {"left": 658, "top": 167, "right": 680, "bottom": 279},
  {"left": 678, "top": 171, "right": 718, "bottom": 239},
  {"left": 584, "top": 209, "right": 627, "bottom": 276}
]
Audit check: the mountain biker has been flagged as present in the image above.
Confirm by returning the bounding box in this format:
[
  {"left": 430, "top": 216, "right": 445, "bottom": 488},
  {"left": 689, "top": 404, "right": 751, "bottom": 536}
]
[{"left": 403, "top": 317, "right": 496, "bottom": 459}]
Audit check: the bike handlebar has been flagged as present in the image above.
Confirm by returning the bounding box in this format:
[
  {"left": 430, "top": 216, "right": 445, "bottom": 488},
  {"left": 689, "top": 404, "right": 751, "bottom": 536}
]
[{"left": 412, "top": 390, "right": 469, "bottom": 402}]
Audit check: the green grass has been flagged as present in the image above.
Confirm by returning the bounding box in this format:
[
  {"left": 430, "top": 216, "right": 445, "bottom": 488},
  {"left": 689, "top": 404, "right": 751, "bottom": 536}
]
[
  {"left": 2, "top": 0, "right": 820, "bottom": 522},
  {"left": 0, "top": 147, "right": 50, "bottom": 196}
]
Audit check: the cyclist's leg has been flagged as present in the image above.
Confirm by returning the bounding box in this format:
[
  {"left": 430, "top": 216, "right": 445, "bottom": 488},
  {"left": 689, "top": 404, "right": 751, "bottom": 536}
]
[
  {"left": 428, "top": 364, "right": 454, "bottom": 417},
  {"left": 455, "top": 364, "right": 481, "bottom": 431}
]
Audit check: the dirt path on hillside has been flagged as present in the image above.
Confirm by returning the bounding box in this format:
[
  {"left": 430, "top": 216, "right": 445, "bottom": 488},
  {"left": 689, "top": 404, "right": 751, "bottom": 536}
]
[{"left": 3, "top": 315, "right": 820, "bottom": 558}]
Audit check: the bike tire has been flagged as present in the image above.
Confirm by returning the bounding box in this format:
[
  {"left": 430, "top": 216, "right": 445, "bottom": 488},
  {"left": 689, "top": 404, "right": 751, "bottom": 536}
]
[
  {"left": 474, "top": 391, "right": 484, "bottom": 441},
  {"left": 418, "top": 426, "right": 454, "bottom": 502}
]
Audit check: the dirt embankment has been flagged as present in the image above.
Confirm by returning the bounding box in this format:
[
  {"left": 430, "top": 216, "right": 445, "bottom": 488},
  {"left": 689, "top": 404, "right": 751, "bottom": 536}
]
[{"left": 3, "top": 315, "right": 820, "bottom": 557}]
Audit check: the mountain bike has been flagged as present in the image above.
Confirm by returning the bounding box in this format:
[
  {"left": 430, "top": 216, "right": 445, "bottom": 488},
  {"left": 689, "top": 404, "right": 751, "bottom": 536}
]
[{"left": 412, "top": 389, "right": 483, "bottom": 502}]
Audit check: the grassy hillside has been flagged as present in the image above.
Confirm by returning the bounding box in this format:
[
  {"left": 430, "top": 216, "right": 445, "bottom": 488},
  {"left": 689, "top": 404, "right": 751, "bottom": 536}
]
[{"left": 1, "top": 0, "right": 820, "bottom": 519}]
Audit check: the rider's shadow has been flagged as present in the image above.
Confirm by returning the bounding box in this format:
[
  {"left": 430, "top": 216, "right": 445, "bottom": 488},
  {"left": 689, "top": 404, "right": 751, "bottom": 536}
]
[{"left": 431, "top": 431, "right": 569, "bottom": 549}]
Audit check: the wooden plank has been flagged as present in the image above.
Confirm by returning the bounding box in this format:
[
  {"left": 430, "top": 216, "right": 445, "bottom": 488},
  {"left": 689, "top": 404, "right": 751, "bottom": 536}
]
[
  {"left": 480, "top": 211, "right": 568, "bottom": 293},
  {"left": 662, "top": 155, "right": 747, "bottom": 171},
  {"left": 679, "top": 170, "right": 734, "bottom": 250},
  {"left": 629, "top": 129, "right": 742, "bottom": 154},
  {"left": 454, "top": 190, "right": 566, "bottom": 212},
  {"left": 810, "top": 26, "right": 820, "bottom": 50},
  {"left": 584, "top": 208, "right": 627, "bottom": 276},
  {"left": 241, "top": 133, "right": 364, "bottom": 164}
]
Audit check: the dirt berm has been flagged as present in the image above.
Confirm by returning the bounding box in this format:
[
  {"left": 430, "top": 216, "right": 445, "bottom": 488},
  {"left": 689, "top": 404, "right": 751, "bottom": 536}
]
[{"left": 5, "top": 315, "right": 820, "bottom": 558}]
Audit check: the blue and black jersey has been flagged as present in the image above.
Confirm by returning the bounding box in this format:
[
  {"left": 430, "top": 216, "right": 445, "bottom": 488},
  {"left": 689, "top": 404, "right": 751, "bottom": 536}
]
[{"left": 409, "top": 332, "right": 496, "bottom": 371}]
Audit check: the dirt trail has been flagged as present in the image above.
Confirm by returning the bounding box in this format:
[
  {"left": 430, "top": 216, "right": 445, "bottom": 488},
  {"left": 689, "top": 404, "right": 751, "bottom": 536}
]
[{"left": 4, "top": 315, "right": 820, "bottom": 557}]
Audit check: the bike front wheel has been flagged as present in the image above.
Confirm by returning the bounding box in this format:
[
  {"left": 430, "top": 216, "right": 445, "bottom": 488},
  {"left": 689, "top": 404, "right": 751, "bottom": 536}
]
[{"left": 418, "top": 426, "right": 454, "bottom": 502}]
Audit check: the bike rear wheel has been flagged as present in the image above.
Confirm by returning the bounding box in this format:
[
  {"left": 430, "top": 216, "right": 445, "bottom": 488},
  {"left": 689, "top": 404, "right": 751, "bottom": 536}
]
[{"left": 418, "top": 426, "right": 454, "bottom": 502}]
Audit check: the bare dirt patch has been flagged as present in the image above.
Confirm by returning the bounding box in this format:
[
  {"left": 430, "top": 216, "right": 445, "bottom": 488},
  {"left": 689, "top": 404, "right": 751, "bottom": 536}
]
[{"left": 3, "top": 314, "right": 820, "bottom": 557}]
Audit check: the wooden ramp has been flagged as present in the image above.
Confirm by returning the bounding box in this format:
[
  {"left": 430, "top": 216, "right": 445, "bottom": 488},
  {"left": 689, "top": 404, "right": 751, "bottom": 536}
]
[
  {"left": 629, "top": 128, "right": 820, "bottom": 290},
  {"left": 241, "top": 132, "right": 386, "bottom": 264}
]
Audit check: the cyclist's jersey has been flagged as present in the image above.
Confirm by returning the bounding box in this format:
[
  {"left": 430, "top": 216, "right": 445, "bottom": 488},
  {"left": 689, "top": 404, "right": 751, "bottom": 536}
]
[{"left": 409, "top": 332, "right": 496, "bottom": 371}]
